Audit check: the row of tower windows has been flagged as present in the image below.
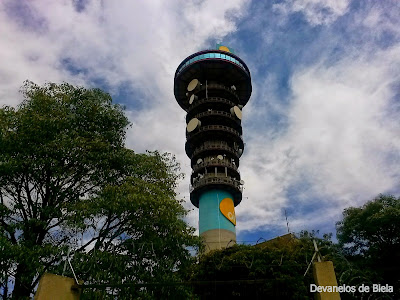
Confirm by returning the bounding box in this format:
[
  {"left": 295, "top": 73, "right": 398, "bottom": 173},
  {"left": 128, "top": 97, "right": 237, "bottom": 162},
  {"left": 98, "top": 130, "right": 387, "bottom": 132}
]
[
  {"left": 186, "top": 107, "right": 242, "bottom": 129},
  {"left": 194, "top": 155, "right": 237, "bottom": 168},
  {"left": 177, "top": 52, "right": 247, "bottom": 75},
  {"left": 190, "top": 140, "right": 243, "bottom": 159},
  {"left": 189, "top": 175, "right": 243, "bottom": 195},
  {"left": 192, "top": 168, "right": 240, "bottom": 184}
]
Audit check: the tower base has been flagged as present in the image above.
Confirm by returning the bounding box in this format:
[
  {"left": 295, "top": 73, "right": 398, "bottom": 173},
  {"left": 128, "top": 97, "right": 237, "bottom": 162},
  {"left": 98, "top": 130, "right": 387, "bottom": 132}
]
[{"left": 201, "top": 229, "right": 236, "bottom": 253}]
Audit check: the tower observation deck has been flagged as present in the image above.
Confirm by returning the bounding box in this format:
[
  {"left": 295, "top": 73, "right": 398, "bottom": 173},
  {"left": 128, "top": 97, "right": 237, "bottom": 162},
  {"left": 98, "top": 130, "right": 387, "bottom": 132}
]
[{"left": 174, "top": 47, "right": 252, "bottom": 251}]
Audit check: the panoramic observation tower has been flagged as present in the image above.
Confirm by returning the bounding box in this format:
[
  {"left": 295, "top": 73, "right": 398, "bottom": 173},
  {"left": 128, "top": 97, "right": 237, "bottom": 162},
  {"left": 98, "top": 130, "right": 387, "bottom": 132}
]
[{"left": 174, "top": 45, "right": 252, "bottom": 251}]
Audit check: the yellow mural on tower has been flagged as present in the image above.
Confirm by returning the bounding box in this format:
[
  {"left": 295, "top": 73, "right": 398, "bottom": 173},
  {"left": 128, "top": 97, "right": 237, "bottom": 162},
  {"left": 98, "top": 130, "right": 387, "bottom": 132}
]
[
  {"left": 216, "top": 44, "right": 235, "bottom": 54},
  {"left": 218, "top": 45, "right": 230, "bottom": 52},
  {"left": 220, "top": 198, "right": 236, "bottom": 225}
]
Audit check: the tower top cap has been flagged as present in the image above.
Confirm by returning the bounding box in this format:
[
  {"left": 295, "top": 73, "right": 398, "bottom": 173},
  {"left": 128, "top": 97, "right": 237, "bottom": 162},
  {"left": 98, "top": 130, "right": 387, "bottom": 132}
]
[{"left": 216, "top": 44, "right": 235, "bottom": 54}]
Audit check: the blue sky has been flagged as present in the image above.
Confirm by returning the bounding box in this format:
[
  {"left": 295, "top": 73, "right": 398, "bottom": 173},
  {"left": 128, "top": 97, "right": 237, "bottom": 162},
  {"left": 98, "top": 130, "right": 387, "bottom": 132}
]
[{"left": 0, "top": 0, "right": 399, "bottom": 243}]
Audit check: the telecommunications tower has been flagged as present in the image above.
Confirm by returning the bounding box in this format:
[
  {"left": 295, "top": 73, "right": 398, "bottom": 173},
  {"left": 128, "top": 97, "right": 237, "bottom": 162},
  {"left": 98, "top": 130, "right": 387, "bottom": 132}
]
[{"left": 174, "top": 45, "right": 252, "bottom": 251}]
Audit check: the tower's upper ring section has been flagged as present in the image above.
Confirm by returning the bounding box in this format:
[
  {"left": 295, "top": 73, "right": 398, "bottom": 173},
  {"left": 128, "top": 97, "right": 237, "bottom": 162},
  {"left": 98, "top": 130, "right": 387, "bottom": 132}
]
[
  {"left": 175, "top": 50, "right": 250, "bottom": 76},
  {"left": 174, "top": 50, "right": 252, "bottom": 110}
]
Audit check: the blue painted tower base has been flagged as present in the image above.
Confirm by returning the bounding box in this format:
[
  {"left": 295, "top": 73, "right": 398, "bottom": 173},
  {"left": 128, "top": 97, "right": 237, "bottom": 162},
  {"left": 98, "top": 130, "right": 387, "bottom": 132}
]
[{"left": 199, "top": 189, "right": 236, "bottom": 251}]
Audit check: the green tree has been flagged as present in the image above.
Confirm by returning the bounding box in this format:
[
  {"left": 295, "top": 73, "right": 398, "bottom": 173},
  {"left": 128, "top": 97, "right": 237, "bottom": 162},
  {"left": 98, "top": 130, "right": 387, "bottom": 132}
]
[
  {"left": 188, "top": 232, "right": 341, "bottom": 299},
  {"left": 336, "top": 194, "right": 400, "bottom": 297},
  {"left": 189, "top": 231, "right": 384, "bottom": 299},
  {"left": 67, "top": 153, "right": 201, "bottom": 299},
  {"left": 0, "top": 81, "right": 201, "bottom": 299}
]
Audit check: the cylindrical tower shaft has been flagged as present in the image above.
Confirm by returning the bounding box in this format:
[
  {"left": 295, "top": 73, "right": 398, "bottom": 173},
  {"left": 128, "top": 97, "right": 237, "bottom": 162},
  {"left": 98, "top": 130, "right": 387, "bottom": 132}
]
[{"left": 199, "top": 189, "right": 236, "bottom": 250}]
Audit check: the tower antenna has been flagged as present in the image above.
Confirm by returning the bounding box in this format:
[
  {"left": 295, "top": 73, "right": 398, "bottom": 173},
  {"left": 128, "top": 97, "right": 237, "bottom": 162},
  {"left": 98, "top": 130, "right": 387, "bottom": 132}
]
[{"left": 285, "top": 209, "right": 290, "bottom": 234}]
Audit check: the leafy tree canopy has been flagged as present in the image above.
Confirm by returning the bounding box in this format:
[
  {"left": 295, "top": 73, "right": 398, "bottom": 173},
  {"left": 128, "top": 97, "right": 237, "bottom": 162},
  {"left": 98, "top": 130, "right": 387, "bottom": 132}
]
[
  {"left": 336, "top": 194, "right": 400, "bottom": 257},
  {"left": 336, "top": 194, "right": 400, "bottom": 296},
  {"left": 188, "top": 232, "right": 340, "bottom": 299},
  {"left": 189, "top": 227, "right": 398, "bottom": 300},
  {"left": 0, "top": 81, "right": 201, "bottom": 299}
]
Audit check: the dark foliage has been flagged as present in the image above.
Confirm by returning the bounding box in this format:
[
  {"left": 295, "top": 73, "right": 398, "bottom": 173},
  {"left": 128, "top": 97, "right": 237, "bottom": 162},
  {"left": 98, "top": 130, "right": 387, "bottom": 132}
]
[
  {"left": 336, "top": 194, "right": 400, "bottom": 298},
  {"left": 0, "top": 81, "right": 201, "bottom": 299}
]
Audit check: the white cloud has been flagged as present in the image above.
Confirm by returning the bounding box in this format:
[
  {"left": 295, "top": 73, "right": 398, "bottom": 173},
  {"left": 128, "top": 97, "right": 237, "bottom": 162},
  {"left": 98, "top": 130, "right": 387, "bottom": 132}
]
[
  {"left": 273, "top": 0, "right": 350, "bottom": 26},
  {"left": 360, "top": 2, "right": 400, "bottom": 38},
  {"left": 236, "top": 44, "right": 400, "bottom": 235},
  {"left": 0, "top": 0, "right": 249, "bottom": 230}
]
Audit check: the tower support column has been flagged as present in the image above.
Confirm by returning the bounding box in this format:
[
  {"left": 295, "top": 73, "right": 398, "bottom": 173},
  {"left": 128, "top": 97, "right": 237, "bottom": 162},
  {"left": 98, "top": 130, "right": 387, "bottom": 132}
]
[{"left": 199, "top": 189, "right": 236, "bottom": 251}]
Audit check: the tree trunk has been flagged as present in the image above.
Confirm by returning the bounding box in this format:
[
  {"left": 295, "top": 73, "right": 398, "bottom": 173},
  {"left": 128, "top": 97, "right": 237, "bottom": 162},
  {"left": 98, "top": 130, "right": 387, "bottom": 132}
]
[
  {"left": 11, "top": 263, "right": 32, "bottom": 300},
  {"left": 3, "top": 275, "right": 8, "bottom": 299}
]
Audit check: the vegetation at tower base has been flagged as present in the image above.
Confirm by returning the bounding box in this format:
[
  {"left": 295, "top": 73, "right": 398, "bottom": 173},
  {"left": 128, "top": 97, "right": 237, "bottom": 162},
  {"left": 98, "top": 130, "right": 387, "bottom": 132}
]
[
  {"left": 0, "top": 81, "right": 201, "bottom": 299},
  {"left": 189, "top": 234, "right": 341, "bottom": 299},
  {"left": 187, "top": 195, "right": 399, "bottom": 299},
  {"left": 336, "top": 194, "right": 400, "bottom": 298}
]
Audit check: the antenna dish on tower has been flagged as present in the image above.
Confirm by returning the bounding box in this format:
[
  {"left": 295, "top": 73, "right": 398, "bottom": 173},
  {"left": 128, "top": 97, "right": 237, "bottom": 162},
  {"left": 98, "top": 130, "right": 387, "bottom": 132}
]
[
  {"left": 230, "top": 106, "right": 242, "bottom": 120},
  {"left": 187, "top": 118, "right": 201, "bottom": 132},
  {"left": 217, "top": 155, "right": 223, "bottom": 160},
  {"left": 187, "top": 79, "right": 200, "bottom": 92},
  {"left": 189, "top": 94, "right": 198, "bottom": 104},
  {"left": 197, "top": 158, "right": 203, "bottom": 164},
  {"left": 239, "top": 180, "right": 245, "bottom": 185}
]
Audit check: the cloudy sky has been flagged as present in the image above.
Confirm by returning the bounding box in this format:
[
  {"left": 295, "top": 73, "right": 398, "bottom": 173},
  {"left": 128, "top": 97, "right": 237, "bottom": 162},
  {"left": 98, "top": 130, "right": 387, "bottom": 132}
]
[{"left": 1, "top": 0, "right": 399, "bottom": 243}]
